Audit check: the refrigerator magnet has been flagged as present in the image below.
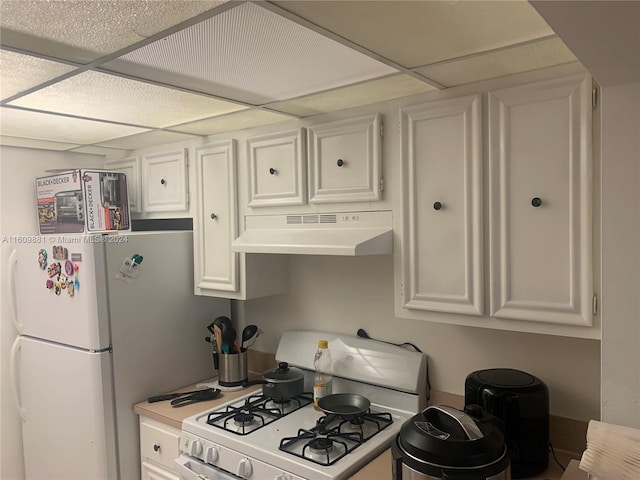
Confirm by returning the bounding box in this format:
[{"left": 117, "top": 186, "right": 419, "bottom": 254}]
[
  {"left": 54, "top": 282, "right": 62, "bottom": 295},
  {"left": 65, "top": 260, "right": 73, "bottom": 276},
  {"left": 46, "top": 279, "right": 54, "bottom": 289},
  {"left": 67, "top": 281, "right": 75, "bottom": 297},
  {"left": 47, "top": 263, "right": 58, "bottom": 277},
  {"left": 38, "top": 249, "right": 48, "bottom": 269}
]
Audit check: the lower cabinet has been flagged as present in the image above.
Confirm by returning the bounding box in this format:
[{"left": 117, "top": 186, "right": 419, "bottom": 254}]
[
  {"left": 139, "top": 417, "right": 181, "bottom": 480},
  {"left": 193, "top": 140, "right": 288, "bottom": 300}
]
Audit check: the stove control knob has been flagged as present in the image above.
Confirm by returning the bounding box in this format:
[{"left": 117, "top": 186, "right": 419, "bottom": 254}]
[
  {"left": 204, "top": 445, "right": 218, "bottom": 464},
  {"left": 188, "top": 439, "right": 203, "bottom": 457},
  {"left": 236, "top": 458, "right": 252, "bottom": 478}
]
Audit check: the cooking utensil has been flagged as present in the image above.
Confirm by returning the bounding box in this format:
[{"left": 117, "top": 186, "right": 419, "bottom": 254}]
[
  {"left": 241, "top": 324, "right": 258, "bottom": 349},
  {"left": 242, "top": 362, "right": 305, "bottom": 401},
  {"left": 148, "top": 388, "right": 211, "bottom": 403},
  {"left": 170, "top": 388, "right": 221, "bottom": 407},
  {"left": 213, "top": 325, "right": 223, "bottom": 355},
  {"left": 356, "top": 328, "right": 421, "bottom": 352},
  {"left": 391, "top": 405, "right": 510, "bottom": 480},
  {"left": 317, "top": 393, "right": 371, "bottom": 420}
]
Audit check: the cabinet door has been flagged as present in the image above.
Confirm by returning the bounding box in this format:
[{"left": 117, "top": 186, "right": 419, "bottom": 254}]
[
  {"left": 140, "top": 418, "right": 180, "bottom": 473},
  {"left": 193, "top": 140, "right": 239, "bottom": 294},
  {"left": 104, "top": 156, "right": 141, "bottom": 213},
  {"left": 308, "top": 114, "right": 382, "bottom": 203},
  {"left": 248, "top": 128, "right": 306, "bottom": 207},
  {"left": 142, "top": 149, "right": 189, "bottom": 212},
  {"left": 488, "top": 75, "right": 592, "bottom": 326},
  {"left": 400, "top": 94, "right": 483, "bottom": 315}
]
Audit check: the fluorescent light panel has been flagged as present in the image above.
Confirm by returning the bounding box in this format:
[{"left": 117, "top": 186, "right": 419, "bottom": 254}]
[{"left": 105, "top": 2, "right": 398, "bottom": 105}]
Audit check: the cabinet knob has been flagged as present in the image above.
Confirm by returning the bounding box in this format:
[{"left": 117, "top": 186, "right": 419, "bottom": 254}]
[
  {"left": 433, "top": 201, "right": 442, "bottom": 211},
  {"left": 531, "top": 197, "right": 542, "bottom": 207},
  {"left": 160, "top": 178, "right": 166, "bottom": 185},
  {"left": 210, "top": 213, "right": 217, "bottom": 220},
  {"left": 153, "top": 444, "right": 160, "bottom": 452},
  {"left": 336, "top": 159, "right": 345, "bottom": 167},
  {"left": 269, "top": 167, "right": 277, "bottom": 175}
]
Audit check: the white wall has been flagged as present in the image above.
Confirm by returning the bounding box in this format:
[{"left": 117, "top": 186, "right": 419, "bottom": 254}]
[
  {"left": 240, "top": 254, "right": 601, "bottom": 421},
  {"left": 600, "top": 81, "right": 640, "bottom": 428},
  {"left": 0, "top": 147, "right": 104, "bottom": 480}
]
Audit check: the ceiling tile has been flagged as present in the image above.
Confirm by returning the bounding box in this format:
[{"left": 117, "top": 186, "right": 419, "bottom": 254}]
[
  {"left": 416, "top": 37, "right": 578, "bottom": 88},
  {"left": 267, "top": 74, "right": 437, "bottom": 117},
  {"left": 0, "top": 107, "right": 149, "bottom": 144},
  {"left": 0, "top": 50, "right": 77, "bottom": 101},
  {"left": 103, "top": 2, "right": 398, "bottom": 105},
  {"left": 95, "top": 130, "right": 200, "bottom": 150},
  {"left": 9, "top": 70, "right": 247, "bottom": 128},
  {"left": 170, "top": 109, "right": 293, "bottom": 136},
  {"left": 0, "top": 1, "right": 226, "bottom": 63},
  {"left": 0, "top": 135, "right": 80, "bottom": 151},
  {"left": 274, "top": 1, "right": 555, "bottom": 69}
]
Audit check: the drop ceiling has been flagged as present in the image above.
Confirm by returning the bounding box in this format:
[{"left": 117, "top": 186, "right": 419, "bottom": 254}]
[{"left": 0, "top": 0, "right": 579, "bottom": 157}]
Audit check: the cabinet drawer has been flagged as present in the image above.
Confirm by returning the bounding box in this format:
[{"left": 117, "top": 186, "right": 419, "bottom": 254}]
[{"left": 140, "top": 418, "right": 180, "bottom": 471}]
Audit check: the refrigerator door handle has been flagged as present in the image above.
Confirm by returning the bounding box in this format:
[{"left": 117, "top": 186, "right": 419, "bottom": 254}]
[
  {"left": 8, "top": 249, "right": 23, "bottom": 334},
  {"left": 9, "top": 336, "right": 26, "bottom": 419}
]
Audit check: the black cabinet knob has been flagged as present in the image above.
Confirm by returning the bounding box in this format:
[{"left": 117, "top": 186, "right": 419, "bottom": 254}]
[
  {"left": 153, "top": 444, "right": 160, "bottom": 452},
  {"left": 336, "top": 159, "right": 344, "bottom": 167},
  {"left": 269, "top": 167, "right": 277, "bottom": 175},
  {"left": 210, "top": 213, "right": 217, "bottom": 220},
  {"left": 160, "top": 178, "right": 166, "bottom": 185},
  {"left": 433, "top": 202, "right": 442, "bottom": 211},
  {"left": 531, "top": 197, "right": 542, "bottom": 207}
]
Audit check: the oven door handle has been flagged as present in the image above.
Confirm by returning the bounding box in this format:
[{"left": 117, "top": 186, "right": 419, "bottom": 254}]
[{"left": 175, "top": 454, "right": 237, "bottom": 480}]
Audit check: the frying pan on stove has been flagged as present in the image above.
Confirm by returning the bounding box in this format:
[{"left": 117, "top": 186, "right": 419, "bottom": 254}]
[{"left": 317, "top": 393, "right": 371, "bottom": 420}]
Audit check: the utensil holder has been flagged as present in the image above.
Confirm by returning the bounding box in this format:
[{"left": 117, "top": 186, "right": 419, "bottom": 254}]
[{"left": 218, "top": 349, "right": 248, "bottom": 387}]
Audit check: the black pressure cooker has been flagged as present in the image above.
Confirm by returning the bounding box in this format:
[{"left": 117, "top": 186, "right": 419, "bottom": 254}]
[{"left": 391, "top": 405, "right": 511, "bottom": 480}]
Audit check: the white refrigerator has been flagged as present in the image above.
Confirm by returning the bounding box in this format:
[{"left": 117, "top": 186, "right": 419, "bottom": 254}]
[{"left": 8, "top": 231, "right": 229, "bottom": 480}]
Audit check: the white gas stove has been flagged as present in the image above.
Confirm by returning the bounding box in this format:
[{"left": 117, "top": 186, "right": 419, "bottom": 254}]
[{"left": 177, "top": 330, "right": 429, "bottom": 480}]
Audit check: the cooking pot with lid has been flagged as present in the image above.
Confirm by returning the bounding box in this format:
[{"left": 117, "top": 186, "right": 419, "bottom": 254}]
[
  {"left": 391, "top": 405, "right": 511, "bottom": 480},
  {"left": 242, "top": 362, "right": 305, "bottom": 401}
]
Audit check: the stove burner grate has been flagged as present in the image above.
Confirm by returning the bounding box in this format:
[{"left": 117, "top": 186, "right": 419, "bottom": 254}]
[
  {"left": 205, "top": 392, "right": 313, "bottom": 436},
  {"left": 279, "top": 410, "right": 393, "bottom": 466}
]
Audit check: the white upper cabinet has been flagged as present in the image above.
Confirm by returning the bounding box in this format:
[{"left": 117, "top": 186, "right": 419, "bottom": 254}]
[
  {"left": 104, "top": 156, "right": 141, "bottom": 213},
  {"left": 193, "top": 140, "right": 239, "bottom": 295},
  {"left": 141, "top": 148, "right": 189, "bottom": 212},
  {"left": 307, "top": 114, "right": 383, "bottom": 204},
  {"left": 247, "top": 128, "right": 306, "bottom": 207},
  {"left": 488, "top": 74, "right": 593, "bottom": 326},
  {"left": 193, "top": 140, "right": 288, "bottom": 300},
  {"left": 399, "top": 94, "right": 484, "bottom": 316},
  {"left": 396, "top": 73, "right": 595, "bottom": 335}
]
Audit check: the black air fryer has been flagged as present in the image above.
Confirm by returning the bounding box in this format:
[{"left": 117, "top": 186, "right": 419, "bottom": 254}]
[{"left": 465, "top": 368, "right": 549, "bottom": 478}]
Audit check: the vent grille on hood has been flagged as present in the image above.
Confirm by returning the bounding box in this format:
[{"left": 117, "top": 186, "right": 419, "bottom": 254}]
[
  {"left": 287, "top": 214, "right": 338, "bottom": 225},
  {"left": 233, "top": 211, "right": 392, "bottom": 256}
]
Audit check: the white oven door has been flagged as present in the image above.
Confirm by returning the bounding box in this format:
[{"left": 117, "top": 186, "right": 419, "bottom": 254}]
[{"left": 175, "top": 454, "right": 237, "bottom": 480}]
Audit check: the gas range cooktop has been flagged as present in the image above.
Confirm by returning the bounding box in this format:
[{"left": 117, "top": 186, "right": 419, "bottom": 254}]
[
  {"left": 177, "top": 331, "right": 429, "bottom": 480},
  {"left": 181, "top": 390, "right": 410, "bottom": 480}
]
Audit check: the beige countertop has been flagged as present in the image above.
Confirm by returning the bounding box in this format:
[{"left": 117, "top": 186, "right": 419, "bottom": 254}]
[
  {"left": 134, "top": 376, "right": 262, "bottom": 430},
  {"left": 134, "top": 373, "right": 586, "bottom": 480}
]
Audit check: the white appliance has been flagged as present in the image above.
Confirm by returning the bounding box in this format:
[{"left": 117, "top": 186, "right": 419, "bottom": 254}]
[
  {"left": 8, "top": 231, "right": 230, "bottom": 480},
  {"left": 231, "top": 211, "right": 393, "bottom": 256},
  {"left": 177, "top": 330, "right": 429, "bottom": 480}
]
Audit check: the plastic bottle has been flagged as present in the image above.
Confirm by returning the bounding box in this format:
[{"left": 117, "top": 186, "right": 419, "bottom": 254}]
[{"left": 313, "top": 340, "right": 333, "bottom": 410}]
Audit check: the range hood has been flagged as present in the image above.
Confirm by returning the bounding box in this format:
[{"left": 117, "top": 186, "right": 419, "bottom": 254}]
[{"left": 232, "top": 211, "right": 392, "bottom": 256}]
